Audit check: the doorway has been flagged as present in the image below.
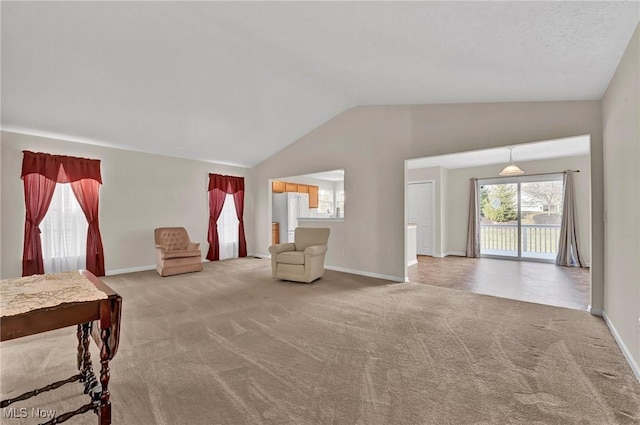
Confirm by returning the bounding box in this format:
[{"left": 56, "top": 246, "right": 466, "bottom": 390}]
[
  {"left": 478, "top": 173, "right": 564, "bottom": 262},
  {"left": 408, "top": 182, "right": 434, "bottom": 256},
  {"left": 404, "top": 135, "right": 592, "bottom": 311}
]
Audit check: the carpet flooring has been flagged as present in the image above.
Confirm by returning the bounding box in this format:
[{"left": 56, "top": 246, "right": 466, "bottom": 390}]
[{"left": 1, "top": 258, "right": 639, "bottom": 424}]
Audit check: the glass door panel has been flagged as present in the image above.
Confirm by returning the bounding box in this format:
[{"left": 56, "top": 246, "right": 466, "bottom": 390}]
[
  {"left": 520, "top": 180, "right": 563, "bottom": 261},
  {"left": 479, "top": 183, "right": 519, "bottom": 258}
]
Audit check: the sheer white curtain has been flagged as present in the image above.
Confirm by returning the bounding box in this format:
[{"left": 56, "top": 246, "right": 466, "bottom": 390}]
[
  {"left": 41, "top": 183, "right": 87, "bottom": 273},
  {"left": 217, "top": 193, "right": 239, "bottom": 260}
]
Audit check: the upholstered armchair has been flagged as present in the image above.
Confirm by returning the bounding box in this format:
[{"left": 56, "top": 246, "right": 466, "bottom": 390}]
[
  {"left": 154, "top": 227, "right": 203, "bottom": 277},
  {"left": 268, "top": 227, "right": 330, "bottom": 283}
]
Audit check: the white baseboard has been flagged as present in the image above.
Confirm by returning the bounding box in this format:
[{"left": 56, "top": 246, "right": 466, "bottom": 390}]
[
  {"left": 324, "top": 265, "right": 404, "bottom": 283},
  {"left": 106, "top": 264, "right": 155, "bottom": 276},
  {"left": 602, "top": 311, "right": 640, "bottom": 384},
  {"left": 251, "top": 254, "right": 403, "bottom": 282},
  {"left": 106, "top": 258, "right": 212, "bottom": 276},
  {"left": 407, "top": 259, "right": 418, "bottom": 266},
  {"left": 588, "top": 305, "right": 603, "bottom": 316},
  {"left": 416, "top": 252, "right": 466, "bottom": 259}
]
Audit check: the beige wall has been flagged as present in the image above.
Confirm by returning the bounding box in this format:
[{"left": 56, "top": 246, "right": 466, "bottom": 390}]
[
  {"left": 250, "top": 101, "right": 604, "bottom": 303},
  {"left": 602, "top": 24, "right": 640, "bottom": 372},
  {"left": 444, "top": 155, "right": 592, "bottom": 263},
  {"left": 0, "top": 135, "right": 3, "bottom": 277},
  {"left": 251, "top": 106, "right": 413, "bottom": 281},
  {"left": 0, "top": 131, "right": 250, "bottom": 278}
]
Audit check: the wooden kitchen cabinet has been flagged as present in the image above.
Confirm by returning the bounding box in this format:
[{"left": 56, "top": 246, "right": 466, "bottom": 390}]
[
  {"left": 308, "top": 185, "right": 319, "bottom": 208},
  {"left": 273, "top": 180, "right": 317, "bottom": 212},
  {"left": 272, "top": 181, "right": 285, "bottom": 193},
  {"left": 285, "top": 182, "right": 297, "bottom": 192},
  {"left": 272, "top": 222, "right": 279, "bottom": 245}
]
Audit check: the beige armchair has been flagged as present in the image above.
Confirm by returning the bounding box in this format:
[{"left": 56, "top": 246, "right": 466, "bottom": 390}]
[
  {"left": 155, "top": 227, "right": 203, "bottom": 277},
  {"left": 268, "top": 227, "right": 330, "bottom": 283}
]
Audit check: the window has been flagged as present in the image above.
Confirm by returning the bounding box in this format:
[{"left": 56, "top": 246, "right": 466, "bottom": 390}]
[
  {"left": 318, "top": 189, "right": 334, "bottom": 215},
  {"left": 217, "top": 193, "right": 239, "bottom": 260},
  {"left": 336, "top": 190, "right": 345, "bottom": 217},
  {"left": 41, "top": 184, "right": 87, "bottom": 273}
]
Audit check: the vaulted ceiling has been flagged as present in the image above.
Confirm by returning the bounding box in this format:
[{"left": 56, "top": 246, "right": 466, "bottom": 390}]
[{"left": 2, "top": 2, "right": 638, "bottom": 167}]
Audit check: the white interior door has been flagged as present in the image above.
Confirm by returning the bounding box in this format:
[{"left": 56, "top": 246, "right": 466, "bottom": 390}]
[{"left": 408, "top": 182, "right": 434, "bottom": 256}]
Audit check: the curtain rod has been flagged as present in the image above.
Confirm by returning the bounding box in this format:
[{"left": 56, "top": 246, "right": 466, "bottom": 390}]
[{"left": 473, "top": 170, "right": 579, "bottom": 181}]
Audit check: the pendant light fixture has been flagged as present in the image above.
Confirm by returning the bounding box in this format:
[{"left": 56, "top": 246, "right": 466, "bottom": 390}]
[{"left": 499, "top": 147, "right": 525, "bottom": 176}]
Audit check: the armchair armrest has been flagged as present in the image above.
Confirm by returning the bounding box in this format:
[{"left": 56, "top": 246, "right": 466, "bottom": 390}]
[
  {"left": 155, "top": 244, "right": 168, "bottom": 252},
  {"left": 269, "top": 243, "right": 296, "bottom": 255},
  {"left": 304, "top": 245, "right": 328, "bottom": 256},
  {"left": 187, "top": 242, "right": 200, "bottom": 251}
]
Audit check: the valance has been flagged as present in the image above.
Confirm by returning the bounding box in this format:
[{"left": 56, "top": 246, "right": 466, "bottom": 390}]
[
  {"left": 22, "top": 151, "right": 102, "bottom": 184},
  {"left": 208, "top": 174, "right": 244, "bottom": 193}
]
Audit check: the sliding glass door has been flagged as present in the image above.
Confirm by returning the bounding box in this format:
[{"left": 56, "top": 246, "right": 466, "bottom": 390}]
[{"left": 479, "top": 174, "right": 564, "bottom": 262}]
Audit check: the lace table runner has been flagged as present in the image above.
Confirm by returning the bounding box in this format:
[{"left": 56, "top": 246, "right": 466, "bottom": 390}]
[{"left": 0, "top": 271, "right": 108, "bottom": 318}]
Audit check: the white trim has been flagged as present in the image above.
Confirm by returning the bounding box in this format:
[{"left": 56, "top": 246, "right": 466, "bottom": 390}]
[
  {"left": 602, "top": 311, "right": 640, "bottom": 384},
  {"left": 444, "top": 251, "right": 466, "bottom": 257},
  {"left": 420, "top": 252, "right": 465, "bottom": 259},
  {"left": 253, "top": 253, "right": 402, "bottom": 282},
  {"left": 588, "top": 305, "right": 603, "bottom": 316},
  {"left": 106, "top": 258, "right": 211, "bottom": 276},
  {"left": 297, "top": 217, "right": 344, "bottom": 223},
  {"left": 407, "top": 259, "right": 418, "bottom": 266},
  {"left": 105, "top": 264, "right": 155, "bottom": 276},
  {"left": 324, "top": 265, "right": 404, "bottom": 283}
]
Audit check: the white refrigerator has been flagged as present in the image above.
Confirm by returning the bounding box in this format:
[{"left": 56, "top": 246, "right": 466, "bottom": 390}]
[{"left": 273, "top": 193, "right": 310, "bottom": 243}]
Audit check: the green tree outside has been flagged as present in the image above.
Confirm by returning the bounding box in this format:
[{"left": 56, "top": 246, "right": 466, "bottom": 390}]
[{"left": 482, "top": 184, "right": 517, "bottom": 222}]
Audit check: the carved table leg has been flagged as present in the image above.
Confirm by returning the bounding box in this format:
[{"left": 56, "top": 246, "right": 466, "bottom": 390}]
[
  {"left": 81, "top": 322, "right": 98, "bottom": 394},
  {"left": 99, "top": 327, "right": 111, "bottom": 425},
  {"left": 77, "top": 324, "right": 83, "bottom": 370}
]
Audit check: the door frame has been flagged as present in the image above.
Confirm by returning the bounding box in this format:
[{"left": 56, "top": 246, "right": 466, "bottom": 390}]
[{"left": 408, "top": 180, "right": 436, "bottom": 258}]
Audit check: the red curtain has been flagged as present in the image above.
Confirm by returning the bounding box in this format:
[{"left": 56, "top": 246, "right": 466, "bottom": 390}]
[
  {"left": 71, "top": 179, "right": 106, "bottom": 276},
  {"left": 207, "top": 174, "right": 247, "bottom": 260},
  {"left": 206, "top": 189, "right": 227, "bottom": 261},
  {"left": 22, "top": 151, "right": 102, "bottom": 183},
  {"left": 207, "top": 174, "right": 244, "bottom": 193},
  {"left": 22, "top": 174, "right": 57, "bottom": 276},
  {"left": 21, "top": 151, "right": 105, "bottom": 276}
]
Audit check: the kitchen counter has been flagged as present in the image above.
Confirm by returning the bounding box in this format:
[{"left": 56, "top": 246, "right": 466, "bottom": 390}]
[
  {"left": 297, "top": 217, "right": 344, "bottom": 222},
  {"left": 407, "top": 224, "right": 417, "bottom": 266}
]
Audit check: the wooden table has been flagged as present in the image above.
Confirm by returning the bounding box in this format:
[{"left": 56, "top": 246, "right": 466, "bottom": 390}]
[{"left": 1, "top": 270, "right": 122, "bottom": 425}]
